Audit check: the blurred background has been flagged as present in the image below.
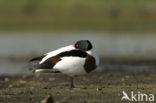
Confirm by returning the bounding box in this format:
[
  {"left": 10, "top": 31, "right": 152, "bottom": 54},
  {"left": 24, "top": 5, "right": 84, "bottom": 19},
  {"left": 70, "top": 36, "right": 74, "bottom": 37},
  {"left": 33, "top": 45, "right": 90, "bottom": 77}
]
[{"left": 0, "top": 0, "right": 156, "bottom": 74}]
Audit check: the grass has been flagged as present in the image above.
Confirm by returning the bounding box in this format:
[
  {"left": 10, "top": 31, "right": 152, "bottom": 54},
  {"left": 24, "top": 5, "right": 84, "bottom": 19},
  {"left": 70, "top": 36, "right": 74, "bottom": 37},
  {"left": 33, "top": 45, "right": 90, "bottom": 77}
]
[
  {"left": 0, "top": 0, "right": 156, "bottom": 33},
  {"left": 0, "top": 71, "right": 156, "bottom": 103}
]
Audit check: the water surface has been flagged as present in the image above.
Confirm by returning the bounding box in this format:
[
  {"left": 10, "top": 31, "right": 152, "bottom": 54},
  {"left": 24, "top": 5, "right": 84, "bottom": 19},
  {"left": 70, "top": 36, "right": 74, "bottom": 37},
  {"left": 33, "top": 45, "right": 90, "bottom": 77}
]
[{"left": 0, "top": 32, "right": 156, "bottom": 74}]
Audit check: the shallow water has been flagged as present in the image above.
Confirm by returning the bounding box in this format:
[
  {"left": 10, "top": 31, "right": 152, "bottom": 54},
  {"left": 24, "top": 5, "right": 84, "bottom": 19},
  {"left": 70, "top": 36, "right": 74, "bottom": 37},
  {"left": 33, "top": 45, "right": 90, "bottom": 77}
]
[{"left": 0, "top": 32, "right": 156, "bottom": 74}]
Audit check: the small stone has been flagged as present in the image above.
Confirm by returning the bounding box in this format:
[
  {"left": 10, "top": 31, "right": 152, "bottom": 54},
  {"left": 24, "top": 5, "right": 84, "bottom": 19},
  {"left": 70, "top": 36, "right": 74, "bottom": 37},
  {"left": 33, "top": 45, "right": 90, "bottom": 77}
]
[
  {"left": 8, "top": 84, "right": 13, "bottom": 88},
  {"left": 81, "top": 87, "right": 87, "bottom": 89},
  {"left": 121, "top": 78, "right": 125, "bottom": 82},
  {"left": 44, "top": 87, "right": 48, "bottom": 89},
  {"left": 97, "top": 88, "right": 102, "bottom": 91},
  {"left": 29, "top": 91, "right": 33, "bottom": 95},
  {"left": 18, "top": 80, "right": 27, "bottom": 84},
  {"left": 48, "top": 78, "right": 55, "bottom": 81},
  {"left": 43, "top": 87, "right": 51, "bottom": 90},
  {"left": 29, "top": 97, "right": 33, "bottom": 102},
  {"left": 4, "top": 77, "right": 9, "bottom": 82},
  {"left": 41, "top": 94, "right": 54, "bottom": 103},
  {"left": 125, "top": 75, "right": 130, "bottom": 79}
]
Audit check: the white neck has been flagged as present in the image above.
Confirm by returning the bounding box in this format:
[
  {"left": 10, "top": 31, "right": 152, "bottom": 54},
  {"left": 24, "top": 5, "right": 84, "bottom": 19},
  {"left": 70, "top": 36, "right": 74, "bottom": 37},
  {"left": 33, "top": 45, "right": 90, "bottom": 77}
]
[{"left": 87, "top": 49, "right": 99, "bottom": 65}]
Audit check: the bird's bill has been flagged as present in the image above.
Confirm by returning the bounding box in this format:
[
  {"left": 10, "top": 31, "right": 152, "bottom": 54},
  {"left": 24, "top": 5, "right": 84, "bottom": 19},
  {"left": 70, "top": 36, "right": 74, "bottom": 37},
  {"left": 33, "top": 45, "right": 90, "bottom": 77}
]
[{"left": 72, "top": 44, "right": 75, "bottom": 47}]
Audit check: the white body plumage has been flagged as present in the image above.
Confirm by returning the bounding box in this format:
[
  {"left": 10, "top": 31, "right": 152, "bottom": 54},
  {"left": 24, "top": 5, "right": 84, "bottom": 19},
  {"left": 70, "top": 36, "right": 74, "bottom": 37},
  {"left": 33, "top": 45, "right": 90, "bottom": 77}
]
[{"left": 36, "top": 45, "right": 99, "bottom": 76}]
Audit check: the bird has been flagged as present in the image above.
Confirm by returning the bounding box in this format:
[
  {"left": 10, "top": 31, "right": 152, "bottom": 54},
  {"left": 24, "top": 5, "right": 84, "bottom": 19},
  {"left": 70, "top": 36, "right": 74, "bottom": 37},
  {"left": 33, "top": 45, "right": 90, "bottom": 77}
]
[{"left": 29, "top": 40, "right": 99, "bottom": 88}]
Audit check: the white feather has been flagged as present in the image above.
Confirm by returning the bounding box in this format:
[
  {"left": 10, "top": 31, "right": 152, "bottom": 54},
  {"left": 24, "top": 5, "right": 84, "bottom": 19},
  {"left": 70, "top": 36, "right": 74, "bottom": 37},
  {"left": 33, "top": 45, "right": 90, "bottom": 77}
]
[
  {"left": 40, "top": 45, "right": 74, "bottom": 64},
  {"left": 53, "top": 57, "right": 86, "bottom": 76},
  {"left": 87, "top": 49, "right": 99, "bottom": 66}
]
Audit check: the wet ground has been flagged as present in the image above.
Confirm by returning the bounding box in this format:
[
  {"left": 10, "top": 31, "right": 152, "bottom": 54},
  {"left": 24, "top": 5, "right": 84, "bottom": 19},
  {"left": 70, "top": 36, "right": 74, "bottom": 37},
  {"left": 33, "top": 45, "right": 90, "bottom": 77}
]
[{"left": 0, "top": 71, "right": 156, "bottom": 103}]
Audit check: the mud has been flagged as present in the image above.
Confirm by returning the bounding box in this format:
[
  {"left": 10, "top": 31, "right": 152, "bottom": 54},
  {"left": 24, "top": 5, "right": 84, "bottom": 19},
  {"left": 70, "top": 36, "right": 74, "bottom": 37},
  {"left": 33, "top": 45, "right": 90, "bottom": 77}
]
[{"left": 0, "top": 71, "right": 156, "bottom": 103}]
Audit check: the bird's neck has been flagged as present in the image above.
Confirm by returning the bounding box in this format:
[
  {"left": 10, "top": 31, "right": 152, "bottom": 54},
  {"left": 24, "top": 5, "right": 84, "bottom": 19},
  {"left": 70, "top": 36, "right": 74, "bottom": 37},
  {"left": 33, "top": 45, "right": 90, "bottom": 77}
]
[{"left": 87, "top": 49, "right": 99, "bottom": 65}]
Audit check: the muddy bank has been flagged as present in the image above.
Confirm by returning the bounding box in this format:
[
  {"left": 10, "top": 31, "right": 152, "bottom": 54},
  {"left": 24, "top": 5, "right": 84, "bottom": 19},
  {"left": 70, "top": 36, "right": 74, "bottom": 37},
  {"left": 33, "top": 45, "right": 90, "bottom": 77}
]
[{"left": 0, "top": 71, "right": 156, "bottom": 103}]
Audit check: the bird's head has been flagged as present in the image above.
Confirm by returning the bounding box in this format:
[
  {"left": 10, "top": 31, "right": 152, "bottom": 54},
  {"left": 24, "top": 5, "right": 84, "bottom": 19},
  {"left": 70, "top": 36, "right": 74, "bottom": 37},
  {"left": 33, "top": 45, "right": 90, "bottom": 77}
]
[{"left": 73, "top": 40, "right": 93, "bottom": 51}]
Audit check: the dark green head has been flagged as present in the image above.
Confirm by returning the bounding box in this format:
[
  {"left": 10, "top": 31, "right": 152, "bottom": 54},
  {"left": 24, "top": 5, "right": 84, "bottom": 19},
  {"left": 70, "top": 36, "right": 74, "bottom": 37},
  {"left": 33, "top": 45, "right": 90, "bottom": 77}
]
[{"left": 74, "top": 40, "right": 93, "bottom": 51}]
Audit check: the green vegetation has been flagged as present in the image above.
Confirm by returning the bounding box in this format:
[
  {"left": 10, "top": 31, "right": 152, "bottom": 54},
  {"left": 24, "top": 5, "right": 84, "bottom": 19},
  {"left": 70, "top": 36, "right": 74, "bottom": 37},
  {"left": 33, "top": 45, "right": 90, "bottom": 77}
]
[
  {"left": 0, "top": 0, "right": 156, "bottom": 32},
  {"left": 0, "top": 71, "right": 156, "bottom": 103}
]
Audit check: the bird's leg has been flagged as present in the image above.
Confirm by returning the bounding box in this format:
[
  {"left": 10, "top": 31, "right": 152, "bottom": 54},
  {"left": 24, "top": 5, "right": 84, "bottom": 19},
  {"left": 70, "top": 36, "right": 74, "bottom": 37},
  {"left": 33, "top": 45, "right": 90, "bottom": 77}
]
[{"left": 69, "top": 76, "right": 75, "bottom": 88}]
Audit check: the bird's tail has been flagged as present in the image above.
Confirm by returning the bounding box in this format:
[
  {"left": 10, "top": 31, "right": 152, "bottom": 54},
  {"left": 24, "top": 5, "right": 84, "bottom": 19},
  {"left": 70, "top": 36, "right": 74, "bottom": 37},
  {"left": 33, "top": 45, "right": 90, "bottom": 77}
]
[
  {"left": 29, "top": 55, "right": 61, "bottom": 73},
  {"left": 29, "top": 60, "right": 60, "bottom": 73}
]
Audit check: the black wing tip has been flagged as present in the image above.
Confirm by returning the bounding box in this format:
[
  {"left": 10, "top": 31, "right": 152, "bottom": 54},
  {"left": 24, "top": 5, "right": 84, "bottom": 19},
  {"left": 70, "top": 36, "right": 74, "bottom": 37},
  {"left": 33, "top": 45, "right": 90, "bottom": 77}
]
[
  {"left": 29, "top": 55, "right": 44, "bottom": 62},
  {"left": 29, "top": 58, "right": 38, "bottom": 62},
  {"left": 29, "top": 59, "right": 35, "bottom": 62}
]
